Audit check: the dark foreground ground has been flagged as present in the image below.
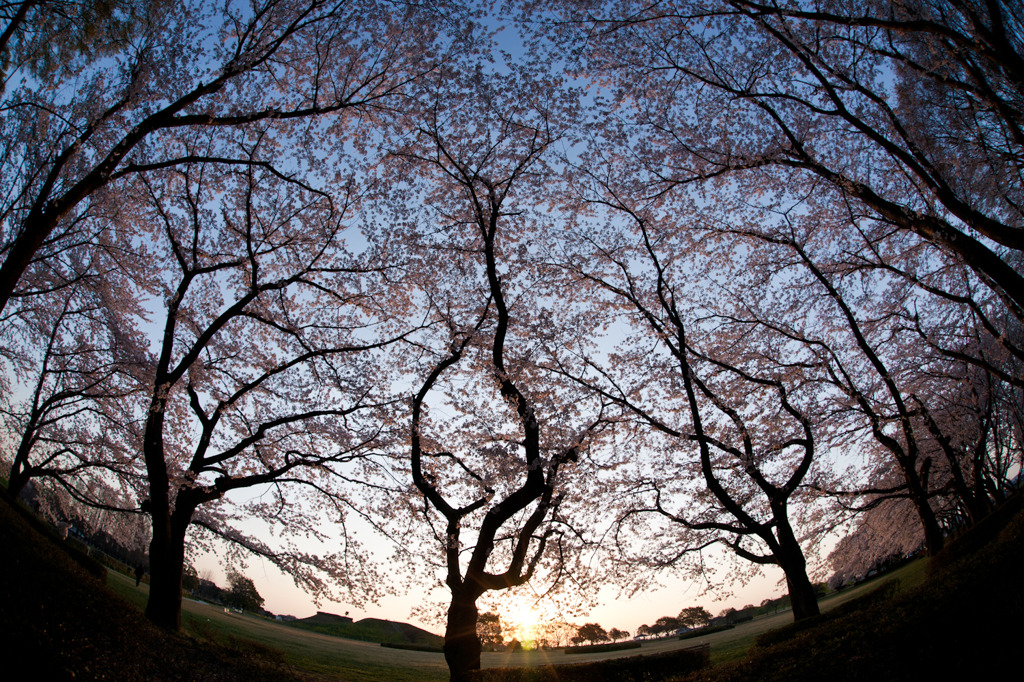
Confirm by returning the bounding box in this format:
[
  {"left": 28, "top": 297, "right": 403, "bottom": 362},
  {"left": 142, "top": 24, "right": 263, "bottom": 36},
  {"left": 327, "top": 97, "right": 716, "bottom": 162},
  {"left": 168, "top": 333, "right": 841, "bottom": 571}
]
[
  {"left": 0, "top": 490, "right": 312, "bottom": 681},
  {"left": 675, "top": 493, "right": 1024, "bottom": 682},
  {"left": 2, "top": 486, "right": 1022, "bottom": 681}
]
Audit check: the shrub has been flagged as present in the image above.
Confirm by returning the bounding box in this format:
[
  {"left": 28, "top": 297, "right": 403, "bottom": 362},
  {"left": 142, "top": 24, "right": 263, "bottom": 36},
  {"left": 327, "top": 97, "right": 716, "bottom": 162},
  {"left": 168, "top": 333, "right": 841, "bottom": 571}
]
[
  {"left": 565, "top": 641, "right": 641, "bottom": 655},
  {"left": 380, "top": 642, "right": 444, "bottom": 653},
  {"left": 471, "top": 644, "right": 709, "bottom": 682},
  {"left": 679, "top": 623, "right": 732, "bottom": 640}
]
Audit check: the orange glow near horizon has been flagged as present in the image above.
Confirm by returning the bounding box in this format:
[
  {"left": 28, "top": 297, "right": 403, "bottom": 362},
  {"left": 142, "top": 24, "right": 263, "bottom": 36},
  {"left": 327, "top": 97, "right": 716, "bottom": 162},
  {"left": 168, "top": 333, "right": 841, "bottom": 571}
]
[{"left": 507, "top": 603, "right": 540, "bottom": 642}]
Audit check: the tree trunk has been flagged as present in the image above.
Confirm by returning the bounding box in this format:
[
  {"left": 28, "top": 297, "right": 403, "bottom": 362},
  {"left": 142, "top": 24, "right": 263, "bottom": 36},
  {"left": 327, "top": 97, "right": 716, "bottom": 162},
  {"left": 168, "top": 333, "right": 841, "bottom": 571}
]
[
  {"left": 6, "top": 461, "right": 29, "bottom": 499},
  {"left": 444, "top": 590, "right": 482, "bottom": 682},
  {"left": 142, "top": 395, "right": 180, "bottom": 629},
  {"left": 779, "top": 557, "right": 820, "bottom": 621},
  {"left": 783, "top": 567, "right": 820, "bottom": 621},
  {"left": 771, "top": 509, "right": 820, "bottom": 621},
  {"left": 891, "top": 453, "right": 945, "bottom": 556},
  {"left": 907, "top": 488, "right": 945, "bottom": 556},
  {"left": 5, "top": 429, "right": 37, "bottom": 499},
  {"left": 144, "top": 505, "right": 193, "bottom": 630},
  {"left": 0, "top": 214, "right": 52, "bottom": 319}
]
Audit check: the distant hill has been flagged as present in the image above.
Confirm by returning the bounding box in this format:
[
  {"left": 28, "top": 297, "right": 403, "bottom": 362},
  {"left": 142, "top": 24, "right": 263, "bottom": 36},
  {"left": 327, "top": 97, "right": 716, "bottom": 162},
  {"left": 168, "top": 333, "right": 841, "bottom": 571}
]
[
  {"left": 301, "top": 610, "right": 353, "bottom": 625},
  {"left": 288, "top": 612, "right": 444, "bottom": 647}
]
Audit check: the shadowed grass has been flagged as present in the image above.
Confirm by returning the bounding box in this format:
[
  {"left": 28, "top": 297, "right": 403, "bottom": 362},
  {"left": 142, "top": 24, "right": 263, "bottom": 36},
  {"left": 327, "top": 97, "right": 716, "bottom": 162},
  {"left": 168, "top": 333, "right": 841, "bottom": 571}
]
[
  {"left": 4, "top": 485, "right": 1021, "bottom": 681},
  {"left": 670, "top": 494, "right": 1024, "bottom": 682},
  {"left": 0, "top": 489, "right": 310, "bottom": 681},
  {"left": 106, "top": 570, "right": 450, "bottom": 682}
]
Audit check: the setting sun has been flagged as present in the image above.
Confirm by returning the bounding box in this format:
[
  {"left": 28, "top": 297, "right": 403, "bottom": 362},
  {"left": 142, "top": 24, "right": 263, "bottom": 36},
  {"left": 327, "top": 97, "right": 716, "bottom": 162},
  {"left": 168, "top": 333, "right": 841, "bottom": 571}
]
[{"left": 509, "top": 604, "right": 540, "bottom": 641}]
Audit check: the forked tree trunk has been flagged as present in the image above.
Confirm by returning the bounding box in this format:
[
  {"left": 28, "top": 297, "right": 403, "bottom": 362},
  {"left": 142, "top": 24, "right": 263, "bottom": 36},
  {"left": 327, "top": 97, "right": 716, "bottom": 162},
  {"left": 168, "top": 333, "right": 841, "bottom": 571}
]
[{"left": 444, "top": 590, "right": 482, "bottom": 682}]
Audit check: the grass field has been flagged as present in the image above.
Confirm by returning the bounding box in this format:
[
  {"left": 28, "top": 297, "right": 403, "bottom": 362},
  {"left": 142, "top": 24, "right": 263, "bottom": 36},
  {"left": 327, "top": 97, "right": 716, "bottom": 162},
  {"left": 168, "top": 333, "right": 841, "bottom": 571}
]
[
  {"left": 6, "top": 484, "right": 1019, "bottom": 682},
  {"left": 103, "top": 561, "right": 925, "bottom": 680},
  {"left": 109, "top": 570, "right": 450, "bottom": 681}
]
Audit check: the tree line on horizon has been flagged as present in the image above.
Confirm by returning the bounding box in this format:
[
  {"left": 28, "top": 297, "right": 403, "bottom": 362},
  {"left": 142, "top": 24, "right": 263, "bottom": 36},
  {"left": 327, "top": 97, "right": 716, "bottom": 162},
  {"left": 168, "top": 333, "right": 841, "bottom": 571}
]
[
  {"left": 181, "top": 565, "right": 266, "bottom": 614},
  {"left": 1, "top": 2, "right": 1022, "bottom": 681},
  {"left": 473, "top": 601, "right": 792, "bottom": 652}
]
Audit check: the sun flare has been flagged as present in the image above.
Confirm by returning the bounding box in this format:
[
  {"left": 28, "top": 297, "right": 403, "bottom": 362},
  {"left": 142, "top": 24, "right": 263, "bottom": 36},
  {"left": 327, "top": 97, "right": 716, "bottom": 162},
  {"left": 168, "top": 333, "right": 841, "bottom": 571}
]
[{"left": 508, "top": 604, "right": 540, "bottom": 640}]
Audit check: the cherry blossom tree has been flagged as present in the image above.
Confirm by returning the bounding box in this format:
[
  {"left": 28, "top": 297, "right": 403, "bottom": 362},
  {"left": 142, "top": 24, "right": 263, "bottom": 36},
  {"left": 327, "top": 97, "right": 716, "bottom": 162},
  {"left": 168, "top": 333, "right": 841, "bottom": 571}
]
[
  {"left": 24, "top": 469, "right": 152, "bottom": 562},
  {"left": 0, "top": 0, "right": 150, "bottom": 83},
  {"left": 5, "top": 0, "right": 1019, "bottom": 658},
  {"left": 0, "top": 0, "right": 457, "bottom": 320},
  {"left": 386, "top": 66, "right": 611, "bottom": 681},
  {"left": 0, "top": 0, "right": 487, "bottom": 632},
  {"left": 908, "top": 326, "right": 1024, "bottom": 522},
  {"left": 1, "top": 234, "right": 147, "bottom": 500},
  {"left": 557, "top": 198, "right": 825, "bottom": 619},
  {"left": 827, "top": 493, "right": 923, "bottom": 590},
  {"left": 536, "top": 0, "right": 1023, "bottom": 563},
  {"left": 124, "top": 145, "right": 416, "bottom": 630},
  {"left": 733, "top": 224, "right": 948, "bottom": 555},
  {"left": 700, "top": 207, "right": 1021, "bottom": 554},
  {"left": 541, "top": 0, "right": 1024, "bottom": 315}
]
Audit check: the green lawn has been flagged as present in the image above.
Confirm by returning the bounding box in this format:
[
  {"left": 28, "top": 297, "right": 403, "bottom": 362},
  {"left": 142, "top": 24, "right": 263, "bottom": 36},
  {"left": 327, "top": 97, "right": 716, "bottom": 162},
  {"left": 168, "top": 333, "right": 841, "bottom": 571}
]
[
  {"left": 108, "top": 570, "right": 450, "bottom": 681},
  {"left": 7, "top": 481, "right": 1020, "bottom": 682},
  {"left": 105, "top": 560, "right": 926, "bottom": 680}
]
